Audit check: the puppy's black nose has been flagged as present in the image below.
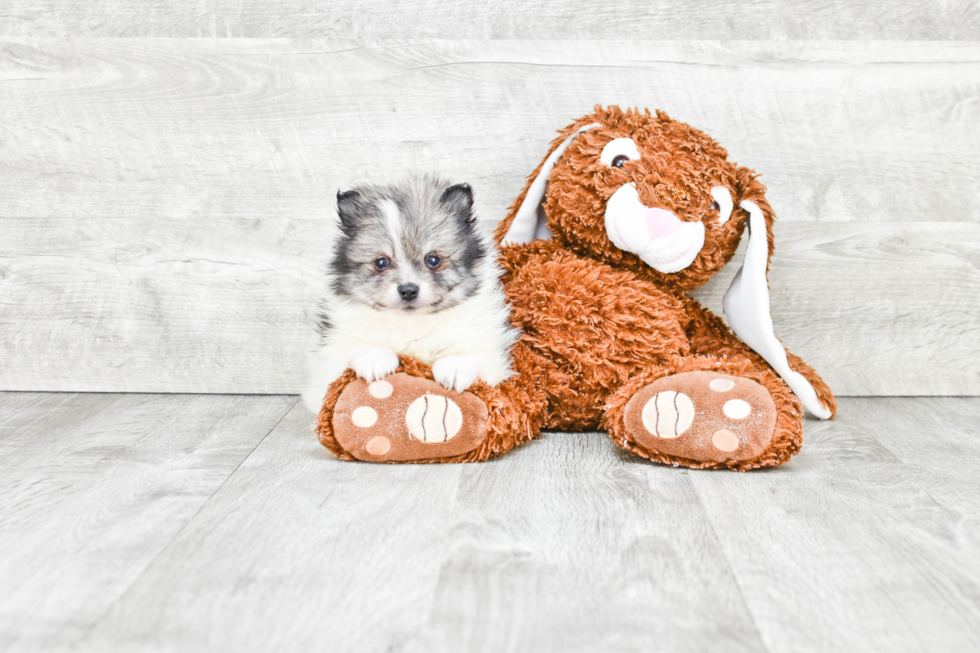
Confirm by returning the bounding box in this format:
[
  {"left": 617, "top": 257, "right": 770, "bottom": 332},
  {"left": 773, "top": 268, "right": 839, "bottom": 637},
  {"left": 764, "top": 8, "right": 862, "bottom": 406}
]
[{"left": 398, "top": 284, "right": 419, "bottom": 301}]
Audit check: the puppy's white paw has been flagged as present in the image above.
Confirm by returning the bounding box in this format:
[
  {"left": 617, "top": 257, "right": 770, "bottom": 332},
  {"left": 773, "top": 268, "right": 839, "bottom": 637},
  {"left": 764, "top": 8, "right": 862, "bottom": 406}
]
[
  {"left": 301, "top": 382, "right": 328, "bottom": 414},
  {"left": 432, "top": 356, "right": 480, "bottom": 393},
  {"left": 351, "top": 346, "right": 400, "bottom": 383}
]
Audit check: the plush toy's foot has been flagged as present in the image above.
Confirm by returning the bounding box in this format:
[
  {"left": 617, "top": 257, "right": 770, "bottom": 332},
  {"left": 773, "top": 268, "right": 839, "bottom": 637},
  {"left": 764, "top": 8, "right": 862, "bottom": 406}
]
[
  {"left": 605, "top": 366, "right": 802, "bottom": 471},
  {"left": 315, "top": 359, "right": 538, "bottom": 463},
  {"left": 329, "top": 373, "right": 488, "bottom": 462},
  {"left": 623, "top": 371, "right": 776, "bottom": 463}
]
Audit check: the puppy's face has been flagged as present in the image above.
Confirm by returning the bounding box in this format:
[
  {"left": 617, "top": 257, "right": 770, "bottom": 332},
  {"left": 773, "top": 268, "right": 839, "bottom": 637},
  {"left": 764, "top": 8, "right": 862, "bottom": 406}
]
[
  {"left": 545, "top": 108, "right": 750, "bottom": 291},
  {"left": 330, "top": 180, "right": 485, "bottom": 313}
]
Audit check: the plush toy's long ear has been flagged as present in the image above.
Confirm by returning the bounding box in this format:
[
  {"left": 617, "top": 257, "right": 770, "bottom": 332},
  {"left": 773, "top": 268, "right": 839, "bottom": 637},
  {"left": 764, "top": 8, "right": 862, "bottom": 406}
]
[
  {"left": 723, "top": 175, "right": 833, "bottom": 420},
  {"left": 494, "top": 121, "right": 600, "bottom": 246}
]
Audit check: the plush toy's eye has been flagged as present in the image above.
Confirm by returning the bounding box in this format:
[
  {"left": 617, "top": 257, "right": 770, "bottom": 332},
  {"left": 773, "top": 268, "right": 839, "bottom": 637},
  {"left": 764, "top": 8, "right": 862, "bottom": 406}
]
[
  {"left": 710, "top": 187, "right": 734, "bottom": 225},
  {"left": 600, "top": 138, "right": 641, "bottom": 168},
  {"left": 424, "top": 253, "right": 441, "bottom": 269},
  {"left": 374, "top": 256, "right": 391, "bottom": 271}
]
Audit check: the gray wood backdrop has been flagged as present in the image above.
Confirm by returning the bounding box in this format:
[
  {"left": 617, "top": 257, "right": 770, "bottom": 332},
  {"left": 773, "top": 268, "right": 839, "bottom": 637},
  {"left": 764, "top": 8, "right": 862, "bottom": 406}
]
[{"left": 1, "top": 4, "right": 979, "bottom": 396}]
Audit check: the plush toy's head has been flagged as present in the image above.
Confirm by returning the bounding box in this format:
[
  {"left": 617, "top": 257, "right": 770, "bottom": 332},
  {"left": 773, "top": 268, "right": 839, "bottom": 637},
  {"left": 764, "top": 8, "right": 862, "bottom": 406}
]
[
  {"left": 496, "top": 106, "right": 834, "bottom": 419},
  {"left": 495, "top": 106, "right": 775, "bottom": 293}
]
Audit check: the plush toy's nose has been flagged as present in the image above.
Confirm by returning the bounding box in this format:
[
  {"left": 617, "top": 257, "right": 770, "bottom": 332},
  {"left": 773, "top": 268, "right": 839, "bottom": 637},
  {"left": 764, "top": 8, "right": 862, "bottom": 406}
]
[{"left": 646, "top": 208, "right": 681, "bottom": 239}]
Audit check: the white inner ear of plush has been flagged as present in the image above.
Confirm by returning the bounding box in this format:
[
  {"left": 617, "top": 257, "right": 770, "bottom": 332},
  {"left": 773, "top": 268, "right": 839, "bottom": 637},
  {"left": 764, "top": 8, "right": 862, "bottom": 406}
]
[
  {"left": 723, "top": 200, "right": 832, "bottom": 419},
  {"left": 711, "top": 186, "right": 733, "bottom": 224},
  {"left": 600, "top": 138, "right": 640, "bottom": 167},
  {"left": 604, "top": 183, "right": 705, "bottom": 274},
  {"left": 501, "top": 123, "right": 600, "bottom": 246}
]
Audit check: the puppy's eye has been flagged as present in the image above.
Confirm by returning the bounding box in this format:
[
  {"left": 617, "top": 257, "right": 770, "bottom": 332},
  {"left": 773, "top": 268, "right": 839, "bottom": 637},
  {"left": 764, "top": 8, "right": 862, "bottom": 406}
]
[
  {"left": 600, "top": 137, "right": 641, "bottom": 168},
  {"left": 424, "top": 253, "right": 441, "bottom": 269},
  {"left": 711, "top": 201, "right": 720, "bottom": 211},
  {"left": 374, "top": 256, "right": 390, "bottom": 271}
]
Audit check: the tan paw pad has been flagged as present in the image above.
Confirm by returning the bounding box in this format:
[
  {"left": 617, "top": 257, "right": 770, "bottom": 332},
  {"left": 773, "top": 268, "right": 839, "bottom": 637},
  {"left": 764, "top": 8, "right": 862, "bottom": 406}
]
[
  {"left": 405, "top": 395, "right": 463, "bottom": 443},
  {"left": 723, "top": 399, "right": 751, "bottom": 419},
  {"left": 365, "top": 436, "right": 391, "bottom": 456},
  {"left": 369, "top": 380, "right": 393, "bottom": 398},
  {"left": 332, "top": 373, "right": 489, "bottom": 462},
  {"left": 709, "top": 378, "right": 735, "bottom": 392},
  {"left": 641, "top": 391, "right": 694, "bottom": 438},
  {"left": 351, "top": 406, "right": 378, "bottom": 427},
  {"left": 711, "top": 429, "right": 739, "bottom": 452},
  {"left": 624, "top": 372, "right": 777, "bottom": 463}
]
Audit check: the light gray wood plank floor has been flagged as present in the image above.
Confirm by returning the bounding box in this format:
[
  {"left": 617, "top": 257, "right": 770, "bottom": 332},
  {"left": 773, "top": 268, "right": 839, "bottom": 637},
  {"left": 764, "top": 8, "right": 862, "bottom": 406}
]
[
  {"left": 2, "top": 393, "right": 979, "bottom": 652},
  {"left": 0, "top": 392, "right": 298, "bottom": 652}
]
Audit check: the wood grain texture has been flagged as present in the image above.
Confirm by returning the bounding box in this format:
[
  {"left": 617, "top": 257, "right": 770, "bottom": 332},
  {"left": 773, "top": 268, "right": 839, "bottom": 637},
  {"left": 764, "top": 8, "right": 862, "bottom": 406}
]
[
  {"left": 1, "top": 218, "right": 977, "bottom": 396},
  {"left": 0, "top": 391, "right": 296, "bottom": 653},
  {"left": 1, "top": 1, "right": 979, "bottom": 39},
  {"left": 83, "top": 401, "right": 476, "bottom": 653},
  {"left": 2, "top": 39, "right": 980, "bottom": 225},
  {"left": 691, "top": 221, "right": 980, "bottom": 397},
  {"left": 81, "top": 401, "right": 767, "bottom": 653},
  {"left": 687, "top": 397, "right": 980, "bottom": 651},
  {"left": 415, "top": 436, "right": 764, "bottom": 652},
  {"left": 1, "top": 38, "right": 979, "bottom": 395},
  {"left": 0, "top": 216, "right": 325, "bottom": 394},
  {"left": 1, "top": 394, "right": 977, "bottom": 651}
]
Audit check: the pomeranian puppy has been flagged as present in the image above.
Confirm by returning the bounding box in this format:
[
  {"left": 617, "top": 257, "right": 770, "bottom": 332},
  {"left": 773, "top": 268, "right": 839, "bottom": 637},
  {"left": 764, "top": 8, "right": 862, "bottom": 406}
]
[{"left": 302, "top": 176, "right": 518, "bottom": 413}]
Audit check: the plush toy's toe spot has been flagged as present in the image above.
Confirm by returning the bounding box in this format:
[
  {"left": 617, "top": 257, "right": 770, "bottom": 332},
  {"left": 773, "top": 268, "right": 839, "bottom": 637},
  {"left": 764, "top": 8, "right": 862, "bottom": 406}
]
[
  {"left": 622, "top": 371, "right": 777, "bottom": 464},
  {"left": 641, "top": 390, "right": 694, "bottom": 438},
  {"left": 331, "top": 374, "right": 489, "bottom": 462},
  {"left": 368, "top": 380, "right": 393, "bottom": 398},
  {"left": 712, "top": 429, "right": 739, "bottom": 452},
  {"left": 366, "top": 436, "right": 391, "bottom": 456},
  {"left": 709, "top": 378, "right": 735, "bottom": 392},
  {"left": 351, "top": 406, "right": 378, "bottom": 427},
  {"left": 406, "top": 394, "right": 463, "bottom": 443},
  {"left": 723, "top": 399, "right": 751, "bottom": 419}
]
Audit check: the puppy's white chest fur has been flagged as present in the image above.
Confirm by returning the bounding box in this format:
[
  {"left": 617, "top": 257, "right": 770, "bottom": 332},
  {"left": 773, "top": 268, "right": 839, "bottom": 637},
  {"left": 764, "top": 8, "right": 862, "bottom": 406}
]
[
  {"left": 339, "top": 291, "right": 506, "bottom": 363},
  {"left": 302, "top": 282, "right": 516, "bottom": 413}
]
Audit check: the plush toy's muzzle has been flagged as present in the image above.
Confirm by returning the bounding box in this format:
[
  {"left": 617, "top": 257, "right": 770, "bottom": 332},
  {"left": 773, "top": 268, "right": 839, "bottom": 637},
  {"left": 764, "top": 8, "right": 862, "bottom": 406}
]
[{"left": 604, "top": 183, "right": 706, "bottom": 273}]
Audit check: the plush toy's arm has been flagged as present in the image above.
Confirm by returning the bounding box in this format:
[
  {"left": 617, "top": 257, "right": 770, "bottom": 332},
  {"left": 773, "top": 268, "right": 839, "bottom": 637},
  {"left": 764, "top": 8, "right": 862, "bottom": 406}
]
[{"left": 683, "top": 295, "right": 837, "bottom": 418}]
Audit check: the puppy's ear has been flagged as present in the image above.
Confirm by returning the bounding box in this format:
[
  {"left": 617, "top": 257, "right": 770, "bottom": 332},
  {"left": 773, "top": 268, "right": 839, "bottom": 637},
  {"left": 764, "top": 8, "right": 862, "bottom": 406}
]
[
  {"left": 495, "top": 117, "right": 600, "bottom": 246},
  {"left": 336, "top": 189, "right": 361, "bottom": 232},
  {"left": 722, "top": 168, "right": 831, "bottom": 419},
  {"left": 440, "top": 183, "right": 475, "bottom": 227}
]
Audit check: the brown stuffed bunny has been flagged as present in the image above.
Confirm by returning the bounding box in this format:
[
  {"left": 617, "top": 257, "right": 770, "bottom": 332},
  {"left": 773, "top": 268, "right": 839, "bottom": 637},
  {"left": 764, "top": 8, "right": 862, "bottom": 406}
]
[{"left": 317, "top": 106, "right": 835, "bottom": 470}]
